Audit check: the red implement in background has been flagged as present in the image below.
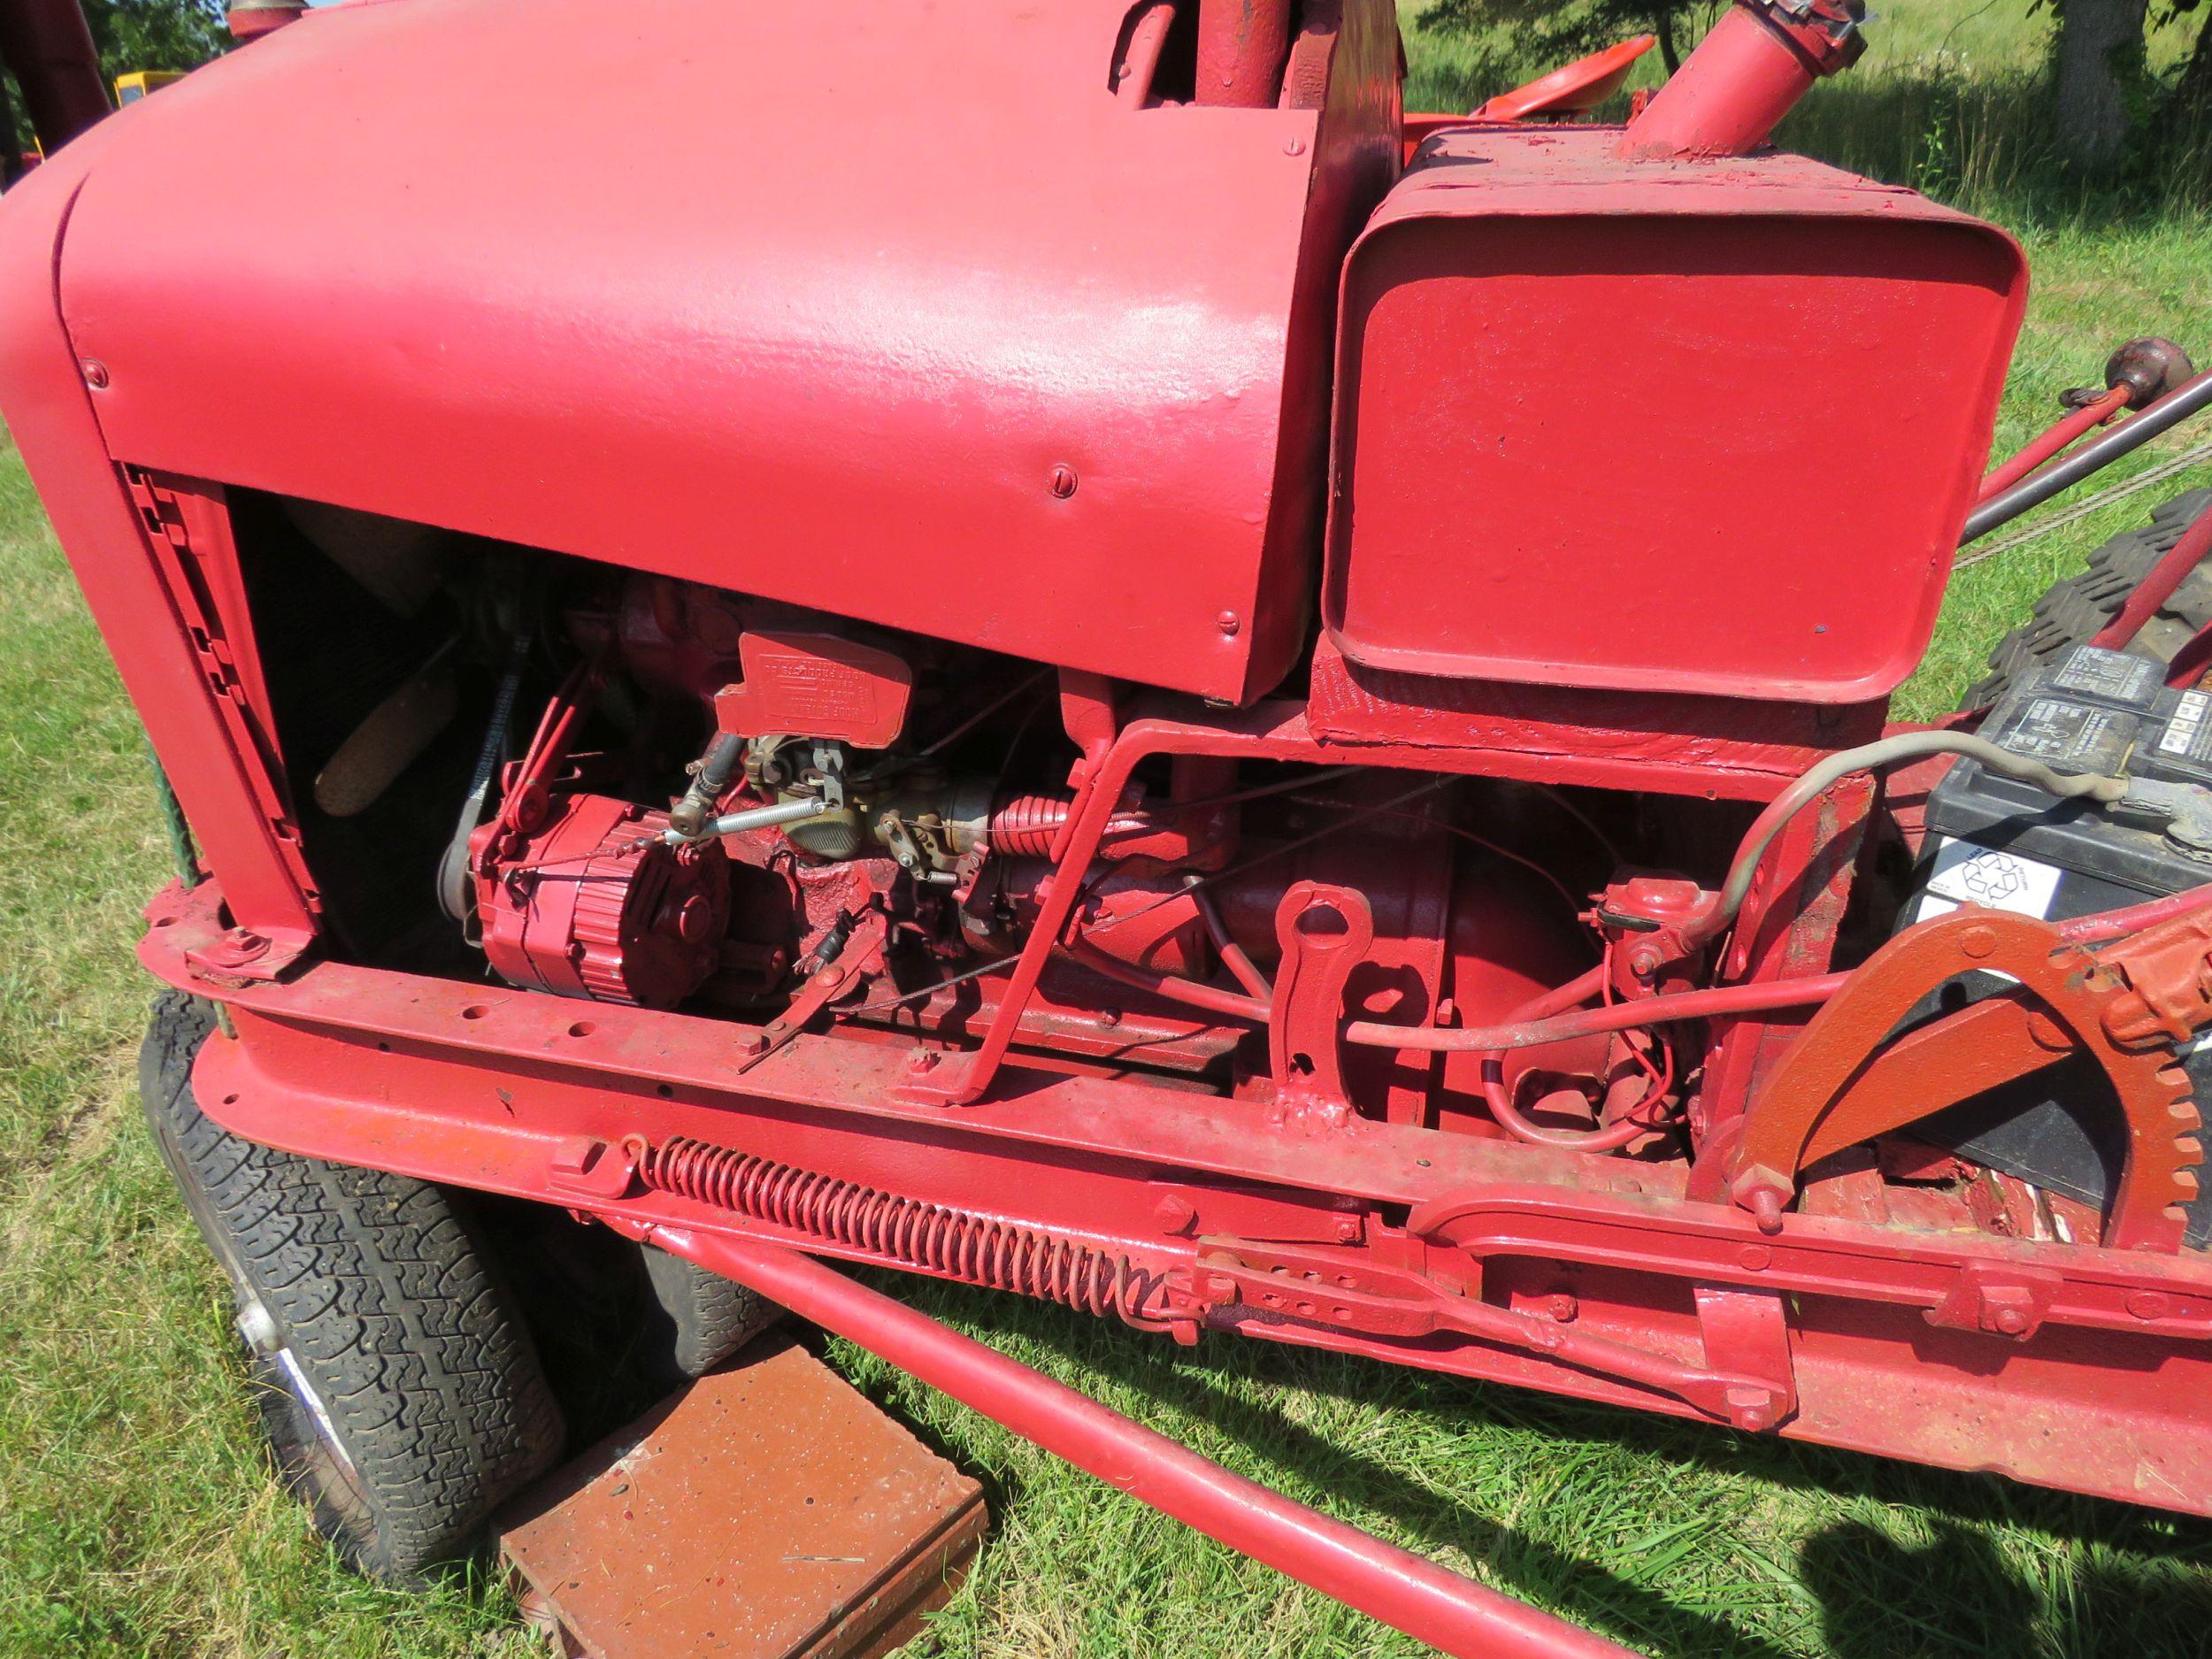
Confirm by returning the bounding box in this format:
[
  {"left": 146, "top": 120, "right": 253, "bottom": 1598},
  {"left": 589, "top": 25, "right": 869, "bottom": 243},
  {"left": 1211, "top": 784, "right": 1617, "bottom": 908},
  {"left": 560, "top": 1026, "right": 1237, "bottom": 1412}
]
[{"left": 1473, "top": 35, "right": 1657, "bottom": 121}]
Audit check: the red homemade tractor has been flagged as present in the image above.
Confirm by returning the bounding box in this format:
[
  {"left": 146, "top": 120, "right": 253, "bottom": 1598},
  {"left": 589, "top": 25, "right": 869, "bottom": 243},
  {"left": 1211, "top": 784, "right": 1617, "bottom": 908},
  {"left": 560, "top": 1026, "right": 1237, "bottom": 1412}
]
[{"left": 6, "top": 2, "right": 2212, "bottom": 1653}]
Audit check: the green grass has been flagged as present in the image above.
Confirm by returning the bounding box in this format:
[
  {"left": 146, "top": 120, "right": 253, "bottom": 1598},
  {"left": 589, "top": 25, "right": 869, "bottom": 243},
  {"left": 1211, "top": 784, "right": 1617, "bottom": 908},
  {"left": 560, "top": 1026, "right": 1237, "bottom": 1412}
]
[{"left": 7, "top": 9, "right": 2212, "bottom": 1655}]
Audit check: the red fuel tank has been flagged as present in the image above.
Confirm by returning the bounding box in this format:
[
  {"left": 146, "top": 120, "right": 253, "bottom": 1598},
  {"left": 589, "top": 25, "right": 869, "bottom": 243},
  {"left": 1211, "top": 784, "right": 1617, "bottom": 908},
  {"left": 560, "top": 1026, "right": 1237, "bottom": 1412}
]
[{"left": 1324, "top": 127, "right": 2026, "bottom": 703}]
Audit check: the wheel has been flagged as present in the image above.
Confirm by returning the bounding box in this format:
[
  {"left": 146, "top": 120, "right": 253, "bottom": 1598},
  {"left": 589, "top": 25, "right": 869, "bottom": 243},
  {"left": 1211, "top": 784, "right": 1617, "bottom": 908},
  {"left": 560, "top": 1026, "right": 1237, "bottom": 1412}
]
[
  {"left": 1969, "top": 487, "right": 2212, "bottom": 706},
  {"left": 138, "top": 990, "right": 565, "bottom": 1586},
  {"left": 635, "top": 1243, "right": 780, "bottom": 1382}
]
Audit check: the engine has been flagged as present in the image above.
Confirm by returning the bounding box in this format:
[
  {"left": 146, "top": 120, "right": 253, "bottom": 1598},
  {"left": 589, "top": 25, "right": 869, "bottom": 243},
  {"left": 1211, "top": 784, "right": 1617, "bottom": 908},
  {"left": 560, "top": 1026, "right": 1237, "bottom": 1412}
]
[{"left": 328, "top": 554, "right": 1640, "bottom": 1155}]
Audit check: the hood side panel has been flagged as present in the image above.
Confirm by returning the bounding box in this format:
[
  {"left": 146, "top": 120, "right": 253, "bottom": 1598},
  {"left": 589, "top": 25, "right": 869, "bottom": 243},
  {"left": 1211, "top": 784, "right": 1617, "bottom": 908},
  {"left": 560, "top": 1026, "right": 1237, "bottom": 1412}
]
[{"left": 58, "top": 0, "right": 1348, "bottom": 702}]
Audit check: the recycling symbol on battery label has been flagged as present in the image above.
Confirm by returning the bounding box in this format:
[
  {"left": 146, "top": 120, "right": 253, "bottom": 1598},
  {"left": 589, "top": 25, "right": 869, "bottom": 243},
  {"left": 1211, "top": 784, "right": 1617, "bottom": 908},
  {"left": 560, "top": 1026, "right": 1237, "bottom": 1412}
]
[{"left": 1956, "top": 852, "right": 2029, "bottom": 904}]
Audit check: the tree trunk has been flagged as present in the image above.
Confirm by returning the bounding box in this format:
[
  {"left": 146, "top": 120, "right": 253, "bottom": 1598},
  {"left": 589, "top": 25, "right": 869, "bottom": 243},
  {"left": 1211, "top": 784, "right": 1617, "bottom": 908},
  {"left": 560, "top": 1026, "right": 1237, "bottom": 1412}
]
[
  {"left": 2177, "top": 7, "right": 2212, "bottom": 116},
  {"left": 2054, "top": 0, "right": 2150, "bottom": 172}
]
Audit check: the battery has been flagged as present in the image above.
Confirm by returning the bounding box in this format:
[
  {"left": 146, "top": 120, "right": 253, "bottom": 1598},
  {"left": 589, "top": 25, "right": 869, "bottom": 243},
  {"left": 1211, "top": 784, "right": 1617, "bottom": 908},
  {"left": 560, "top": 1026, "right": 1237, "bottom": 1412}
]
[{"left": 1905, "top": 644, "right": 2212, "bottom": 1245}]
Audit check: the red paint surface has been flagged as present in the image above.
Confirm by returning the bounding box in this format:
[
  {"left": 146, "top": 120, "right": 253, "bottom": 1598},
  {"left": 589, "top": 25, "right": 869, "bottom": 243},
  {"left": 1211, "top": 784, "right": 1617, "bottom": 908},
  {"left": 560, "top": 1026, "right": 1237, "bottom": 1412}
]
[
  {"left": 50, "top": 0, "right": 1398, "bottom": 706},
  {"left": 1620, "top": 2, "right": 1820, "bottom": 159},
  {"left": 1473, "top": 36, "right": 1656, "bottom": 121},
  {"left": 1326, "top": 129, "right": 2024, "bottom": 701},
  {"left": 129, "top": 877, "right": 2212, "bottom": 1522},
  {"left": 6, "top": 3, "right": 2207, "bottom": 1632}
]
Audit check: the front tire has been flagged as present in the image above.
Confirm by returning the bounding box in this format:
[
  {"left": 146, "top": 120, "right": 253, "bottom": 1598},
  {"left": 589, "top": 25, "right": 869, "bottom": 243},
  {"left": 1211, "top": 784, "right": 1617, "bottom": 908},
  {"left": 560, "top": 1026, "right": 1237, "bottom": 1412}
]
[{"left": 138, "top": 990, "right": 564, "bottom": 1585}]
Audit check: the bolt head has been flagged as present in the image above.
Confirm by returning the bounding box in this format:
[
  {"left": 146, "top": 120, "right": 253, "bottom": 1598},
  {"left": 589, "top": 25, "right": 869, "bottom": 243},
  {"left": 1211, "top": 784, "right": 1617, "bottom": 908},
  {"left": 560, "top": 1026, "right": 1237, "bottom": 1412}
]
[
  {"left": 80, "top": 358, "right": 109, "bottom": 389},
  {"left": 218, "top": 927, "right": 270, "bottom": 964},
  {"left": 1048, "top": 463, "right": 1079, "bottom": 499},
  {"left": 1725, "top": 1386, "right": 1776, "bottom": 1432},
  {"left": 1993, "top": 1307, "right": 2030, "bottom": 1335},
  {"left": 1216, "top": 610, "right": 1241, "bottom": 637}
]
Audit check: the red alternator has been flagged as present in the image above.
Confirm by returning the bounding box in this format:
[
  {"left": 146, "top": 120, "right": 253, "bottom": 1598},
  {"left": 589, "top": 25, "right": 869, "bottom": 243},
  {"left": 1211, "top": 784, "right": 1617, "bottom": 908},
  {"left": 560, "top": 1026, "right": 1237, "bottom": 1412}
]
[{"left": 473, "top": 796, "right": 729, "bottom": 1008}]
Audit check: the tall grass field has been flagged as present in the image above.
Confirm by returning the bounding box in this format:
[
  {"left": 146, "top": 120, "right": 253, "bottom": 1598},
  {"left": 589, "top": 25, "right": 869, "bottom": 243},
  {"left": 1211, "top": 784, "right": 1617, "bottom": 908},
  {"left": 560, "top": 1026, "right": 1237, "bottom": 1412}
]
[{"left": 4, "top": 4, "right": 2212, "bottom": 1655}]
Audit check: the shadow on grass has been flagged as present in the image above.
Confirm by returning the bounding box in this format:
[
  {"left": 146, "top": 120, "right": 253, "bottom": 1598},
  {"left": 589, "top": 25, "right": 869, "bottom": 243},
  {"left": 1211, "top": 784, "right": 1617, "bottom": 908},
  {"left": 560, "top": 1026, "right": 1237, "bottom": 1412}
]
[
  {"left": 1797, "top": 1515, "right": 2212, "bottom": 1659},
  {"left": 865, "top": 1274, "right": 2212, "bottom": 1659}
]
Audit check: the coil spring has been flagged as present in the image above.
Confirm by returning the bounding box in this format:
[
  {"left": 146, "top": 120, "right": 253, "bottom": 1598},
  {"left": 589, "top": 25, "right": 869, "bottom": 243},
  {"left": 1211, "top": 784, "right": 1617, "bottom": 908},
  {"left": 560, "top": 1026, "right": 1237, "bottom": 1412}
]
[
  {"left": 984, "top": 794, "right": 1075, "bottom": 858},
  {"left": 986, "top": 795, "right": 1154, "bottom": 859},
  {"left": 635, "top": 1135, "right": 1173, "bottom": 1328}
]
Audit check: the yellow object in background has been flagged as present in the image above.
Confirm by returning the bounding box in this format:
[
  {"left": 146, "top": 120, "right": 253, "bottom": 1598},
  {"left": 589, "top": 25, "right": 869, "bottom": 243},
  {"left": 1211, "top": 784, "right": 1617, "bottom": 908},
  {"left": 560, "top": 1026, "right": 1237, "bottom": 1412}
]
[{"left": 113, "top": 71, "right": 186, "bottom": 105}]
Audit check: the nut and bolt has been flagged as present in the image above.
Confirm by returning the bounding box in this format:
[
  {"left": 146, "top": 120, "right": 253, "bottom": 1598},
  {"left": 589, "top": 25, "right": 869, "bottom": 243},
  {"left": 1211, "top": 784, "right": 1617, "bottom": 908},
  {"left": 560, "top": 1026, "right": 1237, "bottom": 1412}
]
[
  {"left": 218, "top": 927, "right": 270, "bottom": 963},
  {"left": 1725, "top": 1386, "right": 1777, "bottom": 1433}
]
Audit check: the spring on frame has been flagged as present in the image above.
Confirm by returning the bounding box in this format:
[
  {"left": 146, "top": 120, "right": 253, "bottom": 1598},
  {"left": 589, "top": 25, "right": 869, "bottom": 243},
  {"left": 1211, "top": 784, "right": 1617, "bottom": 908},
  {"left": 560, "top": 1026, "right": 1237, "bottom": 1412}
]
[{"left": 634, "top": 1135, "right": 1175, "bottom": 1329}]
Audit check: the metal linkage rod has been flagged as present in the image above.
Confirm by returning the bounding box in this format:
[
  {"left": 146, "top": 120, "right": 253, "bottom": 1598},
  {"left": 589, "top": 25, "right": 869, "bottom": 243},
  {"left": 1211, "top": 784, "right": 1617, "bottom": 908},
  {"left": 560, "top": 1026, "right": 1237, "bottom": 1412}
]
[
  {"left": 1963, "top": 368, "right": 2212, "bottom": 543},
  {"left": 612, "top": 1219, "right": 1644, "bottom": 1659}
]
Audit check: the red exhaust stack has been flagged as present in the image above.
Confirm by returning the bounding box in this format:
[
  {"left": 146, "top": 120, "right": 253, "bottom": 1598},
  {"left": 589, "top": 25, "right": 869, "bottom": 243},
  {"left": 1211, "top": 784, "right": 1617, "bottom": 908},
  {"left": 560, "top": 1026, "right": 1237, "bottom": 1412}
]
[{"left": 1623, "top": 0, "right": 1865, "bottom": 160}]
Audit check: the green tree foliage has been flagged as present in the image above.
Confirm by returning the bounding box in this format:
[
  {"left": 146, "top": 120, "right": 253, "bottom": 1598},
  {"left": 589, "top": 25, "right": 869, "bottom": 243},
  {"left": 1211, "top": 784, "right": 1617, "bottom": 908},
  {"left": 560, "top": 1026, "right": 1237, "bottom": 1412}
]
[
  {"left": 4, "top": 0, "right": 226, "bottom": 153},
  {"left": 2168, "top": 0, "right": 2212, "bottom": 109},
  {"left": 1417, "top": 0, "right": 1718, "bottom": 74},
  {"left": 81, "top": 0, "right": 229, "bottom": 75}
]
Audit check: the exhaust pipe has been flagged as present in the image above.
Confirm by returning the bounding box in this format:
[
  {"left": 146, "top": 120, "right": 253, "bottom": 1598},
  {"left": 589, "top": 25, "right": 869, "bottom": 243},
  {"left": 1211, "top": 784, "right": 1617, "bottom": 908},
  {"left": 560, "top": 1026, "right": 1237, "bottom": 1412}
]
[
  {"left": 1195, "top": 0, "right": 1294, "bottom": 107},
  {"left": 1622, "top": 0, "right": 1864, "bottom": 161}
]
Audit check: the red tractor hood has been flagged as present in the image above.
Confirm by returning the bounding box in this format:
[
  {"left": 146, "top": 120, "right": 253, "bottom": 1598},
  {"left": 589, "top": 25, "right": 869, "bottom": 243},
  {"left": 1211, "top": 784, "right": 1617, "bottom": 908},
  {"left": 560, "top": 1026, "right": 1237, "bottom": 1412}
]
[{"left": 40, "top": 0, "right": 1398, "bottom": 703}]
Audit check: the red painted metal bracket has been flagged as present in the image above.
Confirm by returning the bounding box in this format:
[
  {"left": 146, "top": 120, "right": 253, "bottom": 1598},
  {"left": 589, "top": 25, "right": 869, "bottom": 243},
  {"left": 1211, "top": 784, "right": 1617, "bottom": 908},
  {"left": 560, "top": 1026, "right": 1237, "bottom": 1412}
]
[{"left": 1267, "top": 879, "right": 1374, "bottom": 1124}]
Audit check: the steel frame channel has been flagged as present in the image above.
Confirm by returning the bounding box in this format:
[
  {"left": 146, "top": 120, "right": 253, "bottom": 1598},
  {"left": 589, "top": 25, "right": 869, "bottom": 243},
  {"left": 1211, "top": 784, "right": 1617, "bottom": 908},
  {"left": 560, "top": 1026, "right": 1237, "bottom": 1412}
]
[{"left": 147, "top": 875, "right": 2212, "bottom": 1515}]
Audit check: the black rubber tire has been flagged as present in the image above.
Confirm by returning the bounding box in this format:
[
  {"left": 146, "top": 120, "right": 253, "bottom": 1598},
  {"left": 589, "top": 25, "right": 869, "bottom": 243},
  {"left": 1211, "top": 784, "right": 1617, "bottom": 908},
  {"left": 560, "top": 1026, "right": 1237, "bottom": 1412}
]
[
  {"left": 138, "top": 989, "right": 564, "bottom": 1586},
  {"left": 1969, "top": 487, "right": 2212, "bottom": 706},
  {"left": 635, "top": 1244, "right": 780, "bottom": 1381}
]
